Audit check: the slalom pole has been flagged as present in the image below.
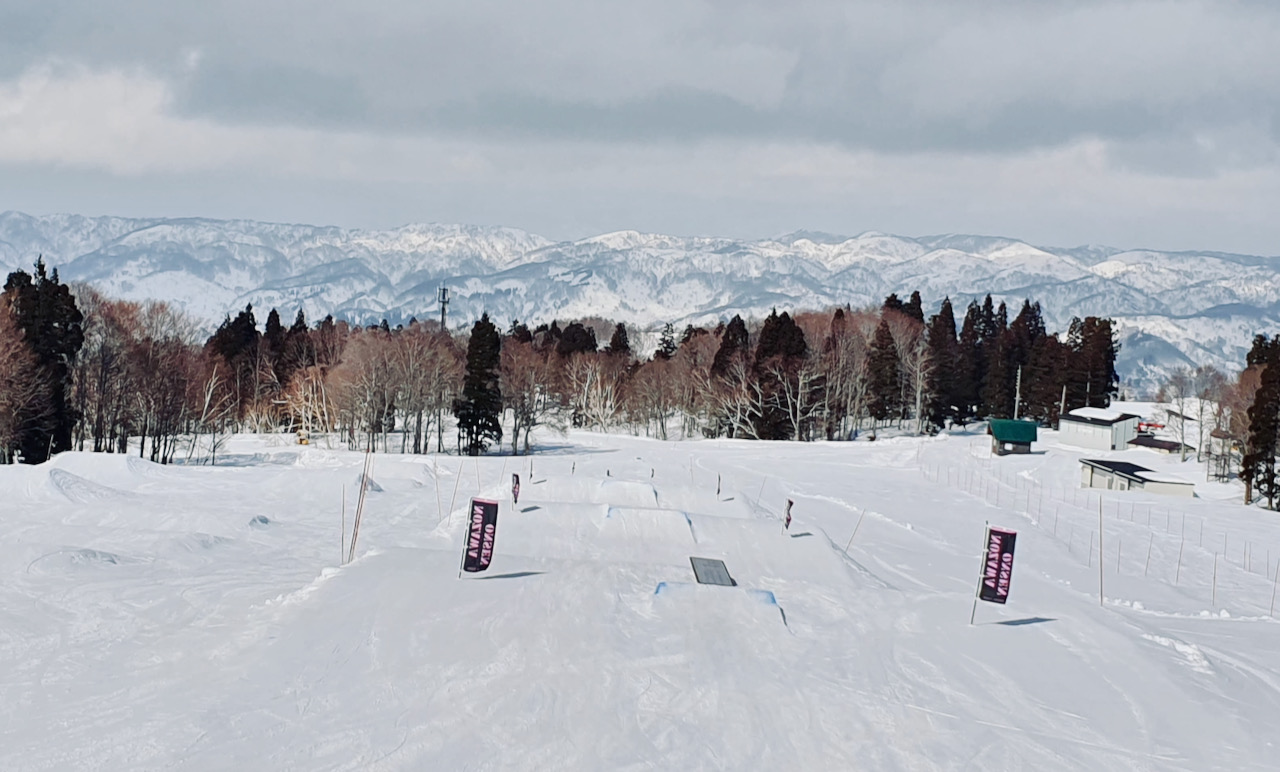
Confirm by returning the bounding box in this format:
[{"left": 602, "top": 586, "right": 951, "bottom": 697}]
[{"left": 341, "top": 484, "right": 346, "bottom": 565}]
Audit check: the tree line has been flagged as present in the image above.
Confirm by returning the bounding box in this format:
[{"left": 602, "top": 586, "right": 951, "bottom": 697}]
[{"left": 2, "top": 258, "right": 1146, "bottom": 464}]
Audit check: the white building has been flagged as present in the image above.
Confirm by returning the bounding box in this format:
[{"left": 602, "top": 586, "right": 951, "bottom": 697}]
[
  {"left": 1080, "top": 459, "right": 1196, "bottom": 497},
  {"left": 1058, "top": 407, "right": 1141, "bottom": 451}
]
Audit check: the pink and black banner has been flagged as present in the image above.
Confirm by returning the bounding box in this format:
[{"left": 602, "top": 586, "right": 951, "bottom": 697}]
[
  {"left": 785, "top": 499, "right": 793, "bottom": 530},
  {"left": 462, "top": 498, "right": 499, "bottom": 573},
  {"left": 978, "top": 527, "right": 1017, "bottom": 604},
  {"left": 512, "top": 473, "right": 520, "bottom": 504}
]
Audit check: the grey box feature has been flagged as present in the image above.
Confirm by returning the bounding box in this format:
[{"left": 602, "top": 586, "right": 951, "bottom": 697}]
[{"left": 690, "top": 557, "right": 736, "bottom": 586}]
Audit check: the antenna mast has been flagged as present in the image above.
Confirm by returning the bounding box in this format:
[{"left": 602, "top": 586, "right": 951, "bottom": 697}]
[{"left": 438, "top": 285, "right": 450, "bottom": 330}]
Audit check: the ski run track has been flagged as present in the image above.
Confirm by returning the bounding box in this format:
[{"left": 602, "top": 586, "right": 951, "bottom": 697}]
[{"left": 2, "top": 402, "right": 1279, "bottom": 770}]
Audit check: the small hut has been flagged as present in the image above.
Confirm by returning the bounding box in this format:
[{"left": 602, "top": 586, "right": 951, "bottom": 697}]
[{"left": 988, "top": 419, "right": 1038, "bottom": 455}]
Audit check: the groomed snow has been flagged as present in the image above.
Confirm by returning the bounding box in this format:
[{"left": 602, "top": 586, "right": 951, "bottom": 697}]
[{"left": 3, "top": 416, "right": 1279, "bottom": 769}]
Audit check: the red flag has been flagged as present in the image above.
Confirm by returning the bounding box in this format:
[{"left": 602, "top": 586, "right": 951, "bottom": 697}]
[{"left": 785, "top": 499, "right": 793, "bottom": 530}]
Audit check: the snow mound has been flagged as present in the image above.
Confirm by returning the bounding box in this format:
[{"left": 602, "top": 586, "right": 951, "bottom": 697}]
[
  {"left": 27, "top": 548, "right": 140, "bottom": 575},
  {"left": 126, "top": 455, "right": 169, "bottom": 477},
  {"left": 593, "top": 479, "right": 657, "bottom": 507},
  {"left": 651, "top": 581, "right": 789, "bottom": 630},
  {"left": 45, "top": 469, "right": 125, "bottom": 503},
  {"left": 354, "top": 473, "right": 383, "bottom": 492}
]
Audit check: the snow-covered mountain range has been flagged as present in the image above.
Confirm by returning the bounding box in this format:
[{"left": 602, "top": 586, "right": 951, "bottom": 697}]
[{"left": 2, "top": 210, "right": 1277, "bottom": 392}]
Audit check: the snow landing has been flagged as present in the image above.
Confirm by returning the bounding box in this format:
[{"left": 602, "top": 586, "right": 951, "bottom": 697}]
[{"left": 2, "top": 428, "right": 1279, "bottom": 770}]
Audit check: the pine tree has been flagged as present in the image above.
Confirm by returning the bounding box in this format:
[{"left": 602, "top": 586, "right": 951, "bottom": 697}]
[
  {"left": 903, "top": 291, "right": 925, "bottom": 324},
  {"left": 2, "top": 258, "right": 85, "bottom": 462},
  {"left": 711, "top": 314, "right": 749, "bottom": 377},
  {"left": 752, "top": 310, "right": 809, "bottom": 439},
  {"left": 925, "top": 297, "right": 958, "bottom": 427},
  {"left": 654, "top": 323, "right": 676, "bottom": 360},
  {"left": 868, "top": 317, "right": 900, "bottom": 422},
  {"left": 1244, "top": 353, "right": 1280, "bottom": 508},
  {"left": 556, "top": 322, "right": 597, "bottom": 357},
  {"left": 606, "top": 322, "right": 632, "bottom": 357},
  {"left": 454, "top": 312, "right": 503, "bottom": 456},
  {"left": 954, "top": 301, "right": 983, "bottom": 421}
]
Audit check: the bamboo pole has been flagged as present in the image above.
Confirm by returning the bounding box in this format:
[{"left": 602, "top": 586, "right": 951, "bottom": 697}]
[{"left": 341, "top": 484, "right": 346, "bottom": 565}]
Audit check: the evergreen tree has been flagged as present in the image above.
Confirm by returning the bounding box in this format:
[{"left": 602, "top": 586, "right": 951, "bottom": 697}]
[
  {"left": 752, "top": 310, "right": 808, "bottom": 440},
  {"left": 1244, "top": 352, "right": 1280, "bottom": 508},
  {"left": 903, "top": 291, "right": 925, "bottom": 324},
  {"left": 654, "top": 323, "right": 677, "bottom": 360},
  {"left": 606, "top": 322, "right": 632, "bottom": 357},
  {"left": 2, "top": 258, "right": 84, "bottom": 462},
  {"left": 954, "top": 301, "right": 983, "bottom": 421},
  {"left": 882, "top": 293, "right": 905, "bottom": 316},
  {"left": 556, "top": 322, "right": 597, "bottom": 356},
  {"left": 925, "top": 297, "right": 958, "bottom": 427},
  {"left": 454, "top": 313, "right": 503, "bottom": 456},
  {"left": 1065, "top": 316, "right": 1120, "bottom": 409},
  {"left": 508, "top": 319, "right": 533, "bottom": 344},
  {"left": 711, "top": 314, "right": 749, "bottom": 377},
  {"left": 868, "top": 317, "right": 900, "bottom": 422}
]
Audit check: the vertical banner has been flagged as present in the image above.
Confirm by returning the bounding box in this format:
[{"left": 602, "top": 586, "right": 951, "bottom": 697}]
[
  {"left": 462, "top": 498, "right": 499, "bottom": 573},
  {"left": 785, "top": 499, "right": 794, "bottom": 530},
  {"left": 512, "top": 473, "right": 520, "bottom": 504},
  {"left": 978, "top": 527, "right": 1017, "bottom": 604}
]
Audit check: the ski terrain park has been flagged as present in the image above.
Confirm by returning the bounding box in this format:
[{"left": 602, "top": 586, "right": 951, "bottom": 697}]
[{"left": 3, "top": 402, "right": 1280, "bottom": 770}]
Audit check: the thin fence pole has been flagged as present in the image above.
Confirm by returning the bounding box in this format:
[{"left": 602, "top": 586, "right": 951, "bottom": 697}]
[
  {"left": 1271, "top": 563, "right": 1279, "bottom": 617},
  {"left": 1175, "top": 535, "right": 1185, "bottom": 585},
  {"left": 447, "top": 459, "right": 464, "bottom": 527},
  {"left": 1144, "top": 533, "right": 1154, "bottom": 577},
  {"left": 1212, "top": 553, "right": 1219, "bottom": 608},
  {"left": 341, "top": 484, "right": 346, "bottom": 565}
]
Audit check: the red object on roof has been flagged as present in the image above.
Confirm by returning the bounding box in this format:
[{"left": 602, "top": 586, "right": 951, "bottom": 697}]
[{"left": 1138, "top": 421, "right": 1165, "bottom": 432}]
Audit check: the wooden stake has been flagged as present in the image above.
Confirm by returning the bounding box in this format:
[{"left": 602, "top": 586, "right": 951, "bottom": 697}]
[
  {"left": 1088, "top": 530, "right": 1095, "bottom": 568},
  {"left": 1144, "top": 532, "right": 1154, "bottom": 577}
]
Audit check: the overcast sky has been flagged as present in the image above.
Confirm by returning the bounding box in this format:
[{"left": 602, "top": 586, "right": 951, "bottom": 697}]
[{"left": 2, "top": 0, "right": 1279, "bottom": 253}]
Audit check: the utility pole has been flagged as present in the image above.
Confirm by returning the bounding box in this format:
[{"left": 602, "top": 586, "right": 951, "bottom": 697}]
[
  {"left": 438, "top": 285, "right": 450, "bottom": 331},
  {"left": 1013, "top": 366, "right": 1023, "bottom": 420}
]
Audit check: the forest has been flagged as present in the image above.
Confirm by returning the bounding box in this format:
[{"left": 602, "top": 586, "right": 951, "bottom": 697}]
[{"left": 1, "top": 258, "right": 1275, "bottom": 506}]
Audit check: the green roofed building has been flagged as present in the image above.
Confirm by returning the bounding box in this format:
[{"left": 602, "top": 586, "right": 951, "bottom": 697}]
[{"left": 988, "top": 419, "right": 1038, "bottom": 456}]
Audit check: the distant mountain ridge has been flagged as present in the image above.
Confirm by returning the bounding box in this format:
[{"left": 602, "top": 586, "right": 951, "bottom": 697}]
[{"left": 2, "top": 210, "right": 1277, "bottom": 393}]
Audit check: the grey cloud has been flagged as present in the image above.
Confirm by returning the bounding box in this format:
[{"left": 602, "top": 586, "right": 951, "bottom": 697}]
[{"left": 6, "top": 0, "right": 1280, "bottom": 168}]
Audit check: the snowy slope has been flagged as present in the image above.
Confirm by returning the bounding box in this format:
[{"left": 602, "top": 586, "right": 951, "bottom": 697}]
[
  {"left": 3, "top": 211, "right": 1279, "bottom": 390},
  {"left": 3, "top": 424, "right": 1280, "bottom": 769}
]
